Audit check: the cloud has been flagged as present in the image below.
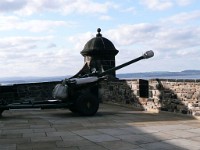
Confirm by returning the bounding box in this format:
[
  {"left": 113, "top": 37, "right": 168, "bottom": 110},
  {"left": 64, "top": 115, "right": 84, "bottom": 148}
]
[
  {"left": 161, "top": 10, "right": 200, "bottom": 24},
  {"left": 0, "top": 15, "right": 75, "bottom": 32},
  {"left": 0, "top": 15, "right": 19, "bottom": 30},
  {"left": 140, "top": 0, "right": 195, "bottom": 11},
  {"left": 68, "top": 32, "right": 95, "bottom": 51},
  {"left": 105, "top": 23, "right": 159, "bottom": 46},
  {"left": 176, "top": 48, "right": 198, "bottom": 56},
  {"left": 121, "top": 7, "right": 136, "bottom": 14},
  {"left": 62, "top": 0, "right": 117, "bottom": 15},
  {"left": 0, "top": 35, "right": 83, "bottom": 77},
  {"left": 0, "top": 0, "right": 27, "bottom": 12},
  {"left": 47, "top": 43, "right": 57, "bottom": 49},
  {"left": 99, "top": 15, "right": 112, "bottom": 21},
  {"left": 150, "top": 27, "right": 200, "bottom": 52},
  {"left": 0, "top": 0, "right": 117, "bottom": 16},
  {"left": 101, "top": 8, "right": 200, "bottom": 56},
  {"left": 0, "top": 36, "right": 54, "bottom": 70},
  {"left": 20, "top": 20, "right": 72, "bottom": 32},
  {"left": 140, "top": 0, "right": 173, "bottom": 11},
  {"left": 176, "top": 0, "right": 194, "bottom": 6},
  {"left": 0, "top": 0, "right": 64, "bottom": 15},
  {"left": 0, "top": 36, "right": 53, "bottom": 50}
]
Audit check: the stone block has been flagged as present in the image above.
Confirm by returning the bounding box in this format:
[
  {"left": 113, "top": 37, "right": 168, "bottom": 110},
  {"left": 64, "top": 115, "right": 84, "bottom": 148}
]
[
  {"left": 83, "top": 134, "right": 119, "bottom": 143},
  {"left": 138, "top": 98, "right": 147, "bottom": 105},
  {"left": 0, "top": 138, "right": 30, "bottom": 144},
  {"left": 31, "top": 136, "right": 62, "bottom": 142},
  {"left": 17, "top": 142, "right": 57, "bottom": 150},
  {"left": 0, "top": 144, "right": 16, "bottom": 150},
  {"left": 99, "top": 140, "right": 139, "bottom": 150},
  {"left": 56, "top": 140, "right": 96, "bottom": 147}
]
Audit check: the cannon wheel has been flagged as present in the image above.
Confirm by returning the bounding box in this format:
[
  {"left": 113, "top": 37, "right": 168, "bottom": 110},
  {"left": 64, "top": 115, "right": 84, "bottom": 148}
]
[{"left": 76, "top": 93, "right": 99, "bottom": 116}]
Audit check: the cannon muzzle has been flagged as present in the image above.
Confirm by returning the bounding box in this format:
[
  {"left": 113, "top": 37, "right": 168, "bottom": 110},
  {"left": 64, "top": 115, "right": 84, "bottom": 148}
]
[{"left": 143, "top": 50, "right": 154, "bottom": 59}]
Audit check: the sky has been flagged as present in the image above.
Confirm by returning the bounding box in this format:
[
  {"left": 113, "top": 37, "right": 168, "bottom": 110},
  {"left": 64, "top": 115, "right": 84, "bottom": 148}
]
[{"left": 0, "top": 0, "right": 200, "bottom": 77}]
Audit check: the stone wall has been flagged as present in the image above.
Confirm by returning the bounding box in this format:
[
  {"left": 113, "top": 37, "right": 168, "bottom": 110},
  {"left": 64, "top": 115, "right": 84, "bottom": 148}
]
[
  {"left": 0, "top": 81, "right": 59, "bottom": 104},
  {"left": 99, "top": 79, "right": 200, "bottom": 116},
  {"left": 149, "top": 79, "right": 200, "bottom": 116},
  {"left": 1, "top": 79, "right": 200, "bottom": 116},
  {"left": 99, "top": 79, "right": 149, "bottom": 110}
]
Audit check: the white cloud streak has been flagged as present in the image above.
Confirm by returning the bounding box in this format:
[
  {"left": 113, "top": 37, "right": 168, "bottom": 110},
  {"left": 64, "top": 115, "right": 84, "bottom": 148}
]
[
  {"left": 140, "top": 0, "right": 173, "bottom": 11},
  {"left": 0, "top": 15, "right": 75, "bottom": 32},
  {"left": 0, "top": 36, "right": 53, "bottom": 50},
  {"left": 176, "top": 0, "right": 193, "bottom": 6},
  {"left": 140, "top": 0, "right": 194, "bottom": 11},
  {"left": 161, "top": 10, "right": 200, "bottom": 24},
  {"left": 0, "top": 0, "right": 117, "bottom": 16}
]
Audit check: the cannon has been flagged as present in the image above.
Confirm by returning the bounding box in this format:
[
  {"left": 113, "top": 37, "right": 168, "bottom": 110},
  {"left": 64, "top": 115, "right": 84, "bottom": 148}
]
[
  {"left": 0, "top": 50, "right": 154, "bottom": 116},
  {"left": 51, "top": 50, "right": 154, "bottom": 116}
]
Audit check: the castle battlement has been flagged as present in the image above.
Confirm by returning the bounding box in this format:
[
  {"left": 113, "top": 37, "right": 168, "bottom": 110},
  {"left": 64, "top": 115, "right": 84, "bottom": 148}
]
[{"left": 1, "top": 79, "right": 200, "bottom": 116}]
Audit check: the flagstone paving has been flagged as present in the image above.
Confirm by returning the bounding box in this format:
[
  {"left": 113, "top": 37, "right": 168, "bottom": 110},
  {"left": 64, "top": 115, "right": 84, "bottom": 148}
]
[{"left": 0, "top": 104, "right": 200, "bottom": 150}]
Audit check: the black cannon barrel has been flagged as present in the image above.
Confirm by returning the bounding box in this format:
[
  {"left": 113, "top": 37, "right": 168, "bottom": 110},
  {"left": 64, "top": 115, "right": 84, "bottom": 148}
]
[{"left": 98, "top": 50, "right": 154, "bottom": 77}]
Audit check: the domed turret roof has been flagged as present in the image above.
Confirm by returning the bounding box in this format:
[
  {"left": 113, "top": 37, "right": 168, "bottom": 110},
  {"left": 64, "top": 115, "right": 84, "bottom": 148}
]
[{"left": 81, "top": 28, "right": 119, "bottom": 56}]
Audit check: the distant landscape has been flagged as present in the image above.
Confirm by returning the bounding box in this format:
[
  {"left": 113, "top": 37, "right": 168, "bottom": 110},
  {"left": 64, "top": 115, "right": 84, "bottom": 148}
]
[
  {"left": 0, "top": 70, "right": 200, "bottom": 85},
  {"left": 117, "top": 70, "right": 200, "bottom": 80}
]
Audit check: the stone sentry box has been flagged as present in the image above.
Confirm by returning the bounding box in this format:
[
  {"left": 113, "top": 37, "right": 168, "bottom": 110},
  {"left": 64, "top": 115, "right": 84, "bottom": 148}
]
[{"left": 77, "top": 28, "right": 119, "bottom": 77}]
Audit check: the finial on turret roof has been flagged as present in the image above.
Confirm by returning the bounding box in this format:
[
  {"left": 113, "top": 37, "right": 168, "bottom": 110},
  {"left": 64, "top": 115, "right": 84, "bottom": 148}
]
[{"left": 96, "top": 28, "right": 102, "bottom": 37}]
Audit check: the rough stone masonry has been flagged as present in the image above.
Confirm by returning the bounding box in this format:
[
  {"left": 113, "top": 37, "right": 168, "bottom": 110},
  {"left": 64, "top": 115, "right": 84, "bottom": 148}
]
[
  {"left": 1, "top": 78, "right": 200, "bottom": 116},
  {"left": 99, "top": 79, "right": 200, "bottom": 116}
]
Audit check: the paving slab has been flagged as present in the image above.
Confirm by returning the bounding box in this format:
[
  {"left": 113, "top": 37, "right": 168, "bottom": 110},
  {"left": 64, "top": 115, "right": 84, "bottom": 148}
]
[
  {"left": 139, "top": 141, "right": 184, "bottom": 150},
  {"left": 0, "top": 104, "right": 200, "bottom": 150},
  {"left": 56, "top": 139, "right": 95, "bottom": 147},
  {"left": 83, "top": 134, "right": 119, "bottom": 142},
  {"left": 0, "top": 144, "right": 16, "bottom": 150},
  {"left": 99, "top": 140, "right": 140, "bottom": 150},
  {"left": 165, "top": 139, "right": 200, "bottom": 150}
]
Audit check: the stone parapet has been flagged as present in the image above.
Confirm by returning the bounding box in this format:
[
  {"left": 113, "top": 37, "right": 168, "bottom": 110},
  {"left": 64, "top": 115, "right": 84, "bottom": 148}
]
[
  {"left": 99, "top": 79, "right": 200, "bottom": 116},
  {"left": 0, "top": 81, "right": 59, "bottom": 104},
  {"left": 149, "top": 79, "right": 200, "bottom": 116},
  {"left": 0, "top": 78, "right": 200, "bottom": 116},
  {"left": 99, "top": 79, "right": 148, "bottom": 110}
]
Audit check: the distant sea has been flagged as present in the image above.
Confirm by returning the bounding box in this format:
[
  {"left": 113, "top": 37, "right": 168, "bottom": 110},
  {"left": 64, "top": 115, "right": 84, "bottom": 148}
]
[
  {"left": 0, "top": 76, "right": 68, "bottom": 85},
  {"left": 0, "top": 70, "right": 200, "bottom": 85},
  {"left": 117, "top": 71, "right": 200, "bottom": 80}
]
